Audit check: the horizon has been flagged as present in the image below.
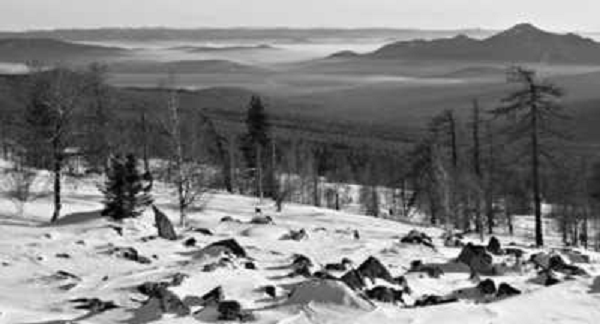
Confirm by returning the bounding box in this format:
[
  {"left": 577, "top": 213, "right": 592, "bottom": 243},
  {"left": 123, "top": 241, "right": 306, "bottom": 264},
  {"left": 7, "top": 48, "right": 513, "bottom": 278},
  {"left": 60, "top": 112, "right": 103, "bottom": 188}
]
[{"left": 1, "top": 0, "right": 600, "bottom": 33}]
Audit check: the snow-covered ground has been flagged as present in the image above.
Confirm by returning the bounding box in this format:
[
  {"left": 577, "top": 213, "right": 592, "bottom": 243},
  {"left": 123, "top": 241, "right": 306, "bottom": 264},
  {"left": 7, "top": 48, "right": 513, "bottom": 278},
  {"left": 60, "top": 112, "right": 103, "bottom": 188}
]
[{"left": 0, "top": 172, "right": 599, "bottom": 324}]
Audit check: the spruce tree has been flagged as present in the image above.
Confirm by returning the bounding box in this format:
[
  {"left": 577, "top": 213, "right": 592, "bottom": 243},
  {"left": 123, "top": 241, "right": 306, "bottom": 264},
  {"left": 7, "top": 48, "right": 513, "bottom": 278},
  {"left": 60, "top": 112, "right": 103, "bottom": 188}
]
[{"left": 102, "top": 154, "right": 152, "bottom": 220}]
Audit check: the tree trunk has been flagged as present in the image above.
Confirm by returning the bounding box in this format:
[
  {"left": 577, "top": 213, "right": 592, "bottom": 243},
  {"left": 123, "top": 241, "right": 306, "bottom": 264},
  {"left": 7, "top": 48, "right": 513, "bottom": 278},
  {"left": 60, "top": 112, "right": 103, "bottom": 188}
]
[
  {"left": 531, "top": 100, "right": 544, "bottom": 247},
  {"left": 256, "top": 143, "right": 263, "bottom": 203},
  {"left": 51, "top": 149, "right": 62, "bottom": 223}
]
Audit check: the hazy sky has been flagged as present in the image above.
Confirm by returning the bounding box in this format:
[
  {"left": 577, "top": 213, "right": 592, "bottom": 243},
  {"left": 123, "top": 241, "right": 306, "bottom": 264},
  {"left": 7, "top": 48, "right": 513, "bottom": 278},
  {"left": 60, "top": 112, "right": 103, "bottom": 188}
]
[{"left": 0, "top": 0, "right": 597, "bottom": 31}]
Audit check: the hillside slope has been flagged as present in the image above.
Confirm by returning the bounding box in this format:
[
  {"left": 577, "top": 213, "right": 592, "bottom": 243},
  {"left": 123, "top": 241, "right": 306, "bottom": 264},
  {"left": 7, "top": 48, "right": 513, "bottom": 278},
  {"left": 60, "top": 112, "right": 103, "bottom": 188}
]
[{"left": 0, "top": 170, "right": 598, "bottom": 323}]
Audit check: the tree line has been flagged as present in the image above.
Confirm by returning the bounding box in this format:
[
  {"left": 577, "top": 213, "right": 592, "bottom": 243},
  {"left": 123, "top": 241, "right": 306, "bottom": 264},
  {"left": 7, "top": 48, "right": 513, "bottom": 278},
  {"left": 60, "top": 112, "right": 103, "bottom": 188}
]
[{"left": 1, "top": 64, "right": 600, "bottom": 250}]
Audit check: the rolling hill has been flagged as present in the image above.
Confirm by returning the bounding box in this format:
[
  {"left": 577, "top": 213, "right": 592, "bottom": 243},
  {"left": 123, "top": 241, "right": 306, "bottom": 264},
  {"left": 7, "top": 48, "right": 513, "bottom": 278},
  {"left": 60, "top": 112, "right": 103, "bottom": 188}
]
[
  {"left": 0, "top": 37, "right": 127, "bottom": 63},
  {"left": 367, "top": 23, "right": 600, "bottom": 64}
]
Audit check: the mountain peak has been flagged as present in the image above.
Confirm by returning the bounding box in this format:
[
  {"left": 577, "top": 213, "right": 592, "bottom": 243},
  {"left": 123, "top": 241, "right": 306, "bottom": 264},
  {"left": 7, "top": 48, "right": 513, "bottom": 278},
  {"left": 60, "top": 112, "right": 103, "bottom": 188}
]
[{"left": 495, "top": 23, "right": 547, "bottom": 38}]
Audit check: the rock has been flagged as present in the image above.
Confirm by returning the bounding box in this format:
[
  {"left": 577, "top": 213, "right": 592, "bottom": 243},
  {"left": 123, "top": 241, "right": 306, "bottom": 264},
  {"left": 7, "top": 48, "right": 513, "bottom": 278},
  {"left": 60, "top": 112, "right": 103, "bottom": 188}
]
[
  {"left": 357, "top": 256, "right": 394, "bottom": 283},
  {"left": 457, "top": 243, "right": 494, "bottom": 275},
  {"left": 353, "top": 230, "right": 361, "bottom": 240},
  {"left": 191, "top": 227, "right": 213, "bottom": 236},
  {"left": 590, "top": 276, "right": 600, "bottom": 293},
  {"left": 200, "top": 286, "right": 224, "bottom": 306},
  {"left": 414, "top": 295, "right": 458, "bottom": 307},
  {"left": 217, "top": 300, "right": 242, "bottom": 321},
  {"left": 170, "top": 273, "right": 189, "bottom": 287},
  {"left": 393, "top": 276, "right": 412, "bottom": 294},
  {"left": 487, "top": 237, "right": 503, "bottom": 255},
  {"left": 153, "top": 206, "right": 178, "bottom": 241},
  {"left": 365, "top": 286, "right": 404, "bottom": 304},
  {"left": 54, "top": 270, "right": 81, "bottom": 281},
  {"left": 70, "top": 298, "right": 118, "bottom": 313},
  {"left": 476, "top": 279, "right": 497, "bottom": 295},
  {"left": 282, "top": 229, "right": 308, "bottom": 241},
  {"left": 292, "top": 254, "right": 313, "bottom": 268},
  {"left": 548, "top": 255, "right": 587, "bottom": 276},
  {"left": 313, "top": 271, "right": 338, "bottom": 280},
  {"left": 504, "top": 248, "right": 524, "bottom": 259},
  {"left": 109, "top": 246, "right": 151, "bottom": 264},
  {"left": 409, "top": 261, "right": 444, "bottom": 278},
  {"left": 531, "top": 270, "right": 560, "bottom": 286},
  {"left": 204, "top": 239, "right": 247, "bottom": 258},
  {"left": 183, "top": 238, "right": 197, "bottom": 248},
  {"left": 530, "top": 252, "right": 551, "bottom": 269},
  {"left": 56, "top": 253, "right": 71, "bottom": 259},
  {"left": 401, "top": 230, "right": 434, "bottom": 249},
  {"left": 138, "top": 285, "right": 190, "bottom": 316},
  {"left": 496, "top": 283, "right": 521, "bottom": 298},
  {"left": 244, "top": 262, "right": 257, "bottom": 270},
  {"left": 221, "top": 216, "right": 235, "bottom": 222},
  {"left": 137, "top": 282, "right": 170, "bottom": 296},
  {"left": 264, "top": 285, "right": 276, "bottom": 298},
  {"left": 285, "top": 279, "right": 374, "bottom": 310},
  {"left": 561, "top": 249, "right": 590, "bottom": 264},
  {"left": 325, "top": 260, "right": 350, "bottom": 272},
  {"left": 341, "top": 269, "right": 365, "bottom": 290},
  {"left": 250, "top": 215, "right": 273, "bottom": 225}
]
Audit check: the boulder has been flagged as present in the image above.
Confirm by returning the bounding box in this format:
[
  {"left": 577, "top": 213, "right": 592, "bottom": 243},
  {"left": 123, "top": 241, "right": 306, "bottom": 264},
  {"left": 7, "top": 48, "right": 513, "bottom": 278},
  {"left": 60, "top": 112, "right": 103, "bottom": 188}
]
[
  {"left": 409, "top": 261, "right": 444, "bottom": 278},
  {"left": 204, "top": 239, "right": 247, "bottom": 258},
  {"left": 487, "top": 237, "right": 503, "bottom": 255},
  {"left": 292, "top": 254, "right": 313, "bottom": 268},
  {"left": 250, "top": 215, "right": 273, "bottom": 225},
  {"left": 139, "top": 286, "right": 190, "bottom": 316},
  {"left": 457, "top": 243, "right": 494, "bottom": 275},
  {"left": 217, "top": 300, "right": 242, "bottom": 321},
  {"left": 183, "top": 238, "right": 197, "bottom": 248},
  {"left": 531, "top": 270, "right": 560, "bottom": 286},
  {"left": 590, "top": 276, "right": 600, "bottom": 293},
  {"left": 504, "top": 248, "right": 524, "bottom": 259},
  {"left": 341, "top": 269, "right": 366, "bottom": 290},
  {"left": 561, "top": 249, "right": 591, "bottom": 264},
  {"left": 153, "top": 206, "right": 177, "bottom": 241},
  {"left": 496, "top": 283, "right": 521, "bottom": 298},
  {"left": 264, "top": 285, "right": 277, "bottom": 298},
  {"left": 282, "top": 229, "right": 308, "bottom": 241},
  {"left": 244, "top": 262, "right": 257, "bottom": 270},
  {"left": 414, "top": 295, "right": 458, "bottom": 307},
  {"left": 285, "top": 279, "right": 374, "bottom": 310},
  {"left": 191, "top": 227, "right": 213, "bottom": 236},
  {"left": 313, "top": 271, "right": 338, "bottom": 280},
  {"left": 357, "top": 256, "right": 394, "bottom": 283},
  {"left": 548, "top": 255, "right": 587, "bottom": 276},
  {"left": 109, "top": 246, "right": 151, "bottom": 264},
  {"left": 476, "top": 279, "right": 497, "bottom": 295},
  {"left": 401, "top": 230, "right": 434, "bottom": 248},
  {"left": 365, "top": 286, "right": 404, "bottom": 304},
  {"left": 70, "top": 298, "right": 118, "bottom": 313},
  {"left": 170, "top": 273, "right": 188, "bottom": 287},
  {"left": 200, "top": 286, "right": 224, "bottom": 306}
]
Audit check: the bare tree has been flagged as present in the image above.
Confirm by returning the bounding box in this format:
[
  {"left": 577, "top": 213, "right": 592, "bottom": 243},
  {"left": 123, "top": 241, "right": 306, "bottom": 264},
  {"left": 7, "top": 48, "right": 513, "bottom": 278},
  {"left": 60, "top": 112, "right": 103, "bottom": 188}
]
[{"left": 22, "top": 66, "right": 90, "bottom": 223}]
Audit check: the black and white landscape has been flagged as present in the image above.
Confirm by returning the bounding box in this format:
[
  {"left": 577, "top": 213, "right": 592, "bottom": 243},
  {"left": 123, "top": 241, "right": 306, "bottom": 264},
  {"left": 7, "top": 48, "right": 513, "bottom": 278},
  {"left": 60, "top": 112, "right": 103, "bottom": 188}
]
[{"left": 1, "top": 1, "right": 600, "bottom": 324}]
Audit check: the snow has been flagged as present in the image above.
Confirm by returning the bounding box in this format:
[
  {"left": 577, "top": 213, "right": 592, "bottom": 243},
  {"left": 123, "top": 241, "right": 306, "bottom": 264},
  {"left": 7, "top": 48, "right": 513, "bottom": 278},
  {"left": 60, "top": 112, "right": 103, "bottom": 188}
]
[{"left": 1, "top": 168, "right": 600, "bottom": 324}]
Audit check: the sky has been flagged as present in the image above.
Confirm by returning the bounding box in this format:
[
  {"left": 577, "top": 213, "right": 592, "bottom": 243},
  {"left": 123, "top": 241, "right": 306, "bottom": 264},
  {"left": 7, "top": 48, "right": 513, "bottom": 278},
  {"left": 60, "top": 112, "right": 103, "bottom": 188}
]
[{"left": 0, "top": 0, "right": 598, "bottom": 32}]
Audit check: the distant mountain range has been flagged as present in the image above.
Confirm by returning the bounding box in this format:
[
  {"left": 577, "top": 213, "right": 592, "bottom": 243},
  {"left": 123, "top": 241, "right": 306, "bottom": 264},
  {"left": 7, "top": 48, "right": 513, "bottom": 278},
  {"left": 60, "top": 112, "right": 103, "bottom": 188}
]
[
  {"left": 0, "top": 28, "right": 495, "bottom": 43},
  {"left": 361, "top": 23, "right": 600, "bottom": 64},
  {"left": 0, "top": 38, "right": 126, "bottom": 63}
]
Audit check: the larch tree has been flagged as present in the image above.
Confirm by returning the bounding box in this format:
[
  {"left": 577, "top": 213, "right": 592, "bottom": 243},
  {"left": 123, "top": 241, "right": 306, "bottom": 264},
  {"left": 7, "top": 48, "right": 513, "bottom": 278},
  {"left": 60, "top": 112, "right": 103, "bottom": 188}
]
[{"left": 491, "top": 66, "right": 565, "bottom": 247}]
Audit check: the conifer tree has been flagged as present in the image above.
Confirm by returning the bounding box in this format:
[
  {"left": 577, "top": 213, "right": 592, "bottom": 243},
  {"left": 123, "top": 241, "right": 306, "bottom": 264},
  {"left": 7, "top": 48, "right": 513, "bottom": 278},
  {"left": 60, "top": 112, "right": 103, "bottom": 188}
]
[{"left": 102, "top": 154, "right": 152, "bottom": 220}]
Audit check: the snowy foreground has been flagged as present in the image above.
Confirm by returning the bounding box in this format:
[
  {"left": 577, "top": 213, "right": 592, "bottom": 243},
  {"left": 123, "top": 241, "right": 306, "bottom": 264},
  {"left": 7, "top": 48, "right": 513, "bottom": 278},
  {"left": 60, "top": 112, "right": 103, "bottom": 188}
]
[{"left": 0, "top": 178, "right": 599, "bottom": 324}]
